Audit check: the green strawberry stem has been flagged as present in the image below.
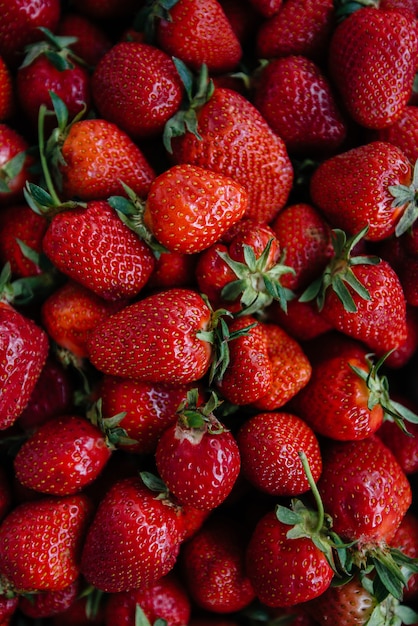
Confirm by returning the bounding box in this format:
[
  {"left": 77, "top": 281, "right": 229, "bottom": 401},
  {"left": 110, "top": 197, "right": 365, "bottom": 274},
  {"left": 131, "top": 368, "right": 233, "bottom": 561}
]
[
  {"left": 299, "top": 226, "right": 380, "bottom": 312},
  {"left": 349, "top": 353, "right": 418, "bottom": 434},
  {"left": 133, "top": 0, "right": 180, "bottom": 43}
]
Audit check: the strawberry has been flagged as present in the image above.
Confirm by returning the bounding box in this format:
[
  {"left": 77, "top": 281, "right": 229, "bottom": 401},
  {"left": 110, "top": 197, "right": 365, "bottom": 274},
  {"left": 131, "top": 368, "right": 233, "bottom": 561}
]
[
  {"left": 87, "top": 287, "right": 232, "bottom": 385},
  {"left": 0, "top": 466, "right": 11, "bottom": 523},
  {"left": 91, "top": 41, "right": 184, "bottom": 139},
  {"left": 248, "top": 0, "right": 283, "bottom": 17},
  {"left": 0, "top": 56, "right": 13, "bottom": 121},
  {"left": 147, "top": 249, "right": 197, "bottom": 290},
  {"left": 253, "top": 55, "right": 347, "bottom": 156},
  {"left": 309, "top": 141, "right": 415, "bottom": 241},
  {"left": 377, "top": 405, "right": 418, "bottom": 475},
  {"left": 328, "top": 5, "right": 418, "bottom": 129},
  {"left": 70, "top": 0, "right": 137, "bottom": 19},
  {"left": 155, "top": 390, "right": 241, "bottom": 511},
  {"left": 152, "top": 0, "right": 242, "bottom": 74},
  {"left": 0, "top": 204, "right": 48, "bottom": 277},
  {"left": 255, "top": 0, "right": 335, "bottom": 62},
  {"left": 251, "top": 322, "right": 312, "bottom": 411},
  {"left": 13, "top": 414, "right": 113, "bottom": 495},
  {"left": 19, "top": 578, "right": 81, "bottom": 618},
  {"left": 41, "top": 200, "right": 155, "bottom": 301},
  {"left": 266, "top": 297, "right": 333, "bottom": 342},
  {"left": 390, "top": 511, "right": 418, "bottom": 601},
  {"left": 0, "top": 493, "right": 92, "bottom": 592},
  {"left": 317, "top": 435, "right": 412, "bottom": 544},
  {"left": 56, "top": 12, "right": 113, "bottom": 67},
  {"left": 236, "top": 411, "right": 322, "bottom": 497},
  {"left": 167, "top": 83, "right": 294, "bottom": 224},
  {"left": 41, "top": 281, "right": 126, "bottom": 359},
  {"left": 374, "top": 105, "right": 418, "bottom": 166},
  {"left": 0, "top": 0, "right": 61, "bottom": 68},
  {"left": 80, "top": 476, "right": 185, "bottom": 592},
  {"left": 104, "top": 572, "right": 191, "bottom": 626},
  {"left": 98, "top": 376, "right": 196, "bottom": 455},
  {"left": 179, "top": 515, "right": 255, "bottom": 613},
  {"left": 49, "top": 588, "right": 106, "bottom": 626},
  {"left": 0, "top": 123, "right": 36, "bottom": 208}
]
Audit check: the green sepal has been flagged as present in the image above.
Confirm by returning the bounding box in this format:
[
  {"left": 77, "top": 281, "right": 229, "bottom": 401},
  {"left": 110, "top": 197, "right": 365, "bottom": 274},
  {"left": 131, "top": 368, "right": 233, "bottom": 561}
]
[
  {"left": 20, "top": 26, "right": 90, "bottom": 71},
  {"left": 87, "top": 398, "right": 137, "bottom": 448},
  {"left": 334, "top": 0, "right": 379, "bottom": 23},
  {"left": 133, "top": 0, "right": 179, "bottom": 42},
  {"left": 0, "top": 150, "right": 27, "bottom": 194},
  {"left": 0, "top": 259, "right": 64, "bottom": 307},
  {"left": 389, "top": 159, "right": 418, "bottom": 236}
]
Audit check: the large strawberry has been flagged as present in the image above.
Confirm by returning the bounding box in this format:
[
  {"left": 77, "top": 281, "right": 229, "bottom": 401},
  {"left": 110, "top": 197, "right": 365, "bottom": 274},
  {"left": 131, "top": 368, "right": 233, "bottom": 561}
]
[
  {"left": 167, "top": 81, "right": 294, "bottom": 224},
  {"left": 0, "top": 493, "right": 92, "bottom": 592},
  {"left": 328, "top": 4, "right": 418, "bottom": 129},
  {"left": 80, "top": 476, "right": 185, "bottom": 593},
  {"left": 155, "top": 390, "right": 241, "bottom": 511}
]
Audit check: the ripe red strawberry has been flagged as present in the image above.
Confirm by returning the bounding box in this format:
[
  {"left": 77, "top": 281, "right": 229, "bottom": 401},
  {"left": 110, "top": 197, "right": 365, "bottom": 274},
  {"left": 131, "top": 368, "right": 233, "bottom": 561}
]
[
  {"left": 42, "top": 200, "right": 155, "bottom": 301},
  {"left": 91, "top": 42, "right": 184, "bottom": 139},
  {"left": 376, "top": 401, "right": 418, "bottom": 475},
  {"left": 0, "top": 297, "right": 49, "bottom": 431},
  {"left": 147, "top": 249, "right": 197, "bottom": 290},
  {"left": 0, "top": 204, "right": 48, "bottom": 277},
  {"left": 266, "top": 297, "right": 333, "bottom": 342},
  {"left": 0, "top": 493, "right": 92, "bottom": 592},
  {"left": 317, "top": 435, "right": 412, "bottom": 544},
  {"left": 270, "top": 203, "right": 334, "bottom": 293},
  {"left": 87, "top": 287, "right": 224, "bottom": 384},
  {"left": 98, "top": 376, "right": 195, "bottom": 455},
  {"left": 328, "top": 5, "right": 418, "bottom": 129},
  {"left": 13, "top": 414, "right": 112, "bottom": 495},
  {"left": 309, "top": 141, "right": 415, "bottom": 241},
  {"left": 255, "top": 0, "right": 335, "bottom": 62},
  {"left": 155, "top": 390, "right": 241, "bottom": 511},
  {"left": 0, "top": 465, "right": 11, "bottom": 522},
  {"left": 0, "top": 594, "right": 18, "bottom": 625},
  {"left": 0, "top": 0, "right": 61, "bottom": 67},
  {"left": 0, "top": 123, "right": 36, "bottom": 208},
  {"left": 49, "top": 588, "right": 106, "bottom": 626},
  {"left": 180, "top": 515, "right": 255, "bottom": 613},
  {"left": 104, "top": 572, "right": 191, "bottom": 626},
  {"left": 153, "top": 0, "right": 242, "bottom": 74},
  {"left": 216, "top": 315, "right": 273, "bottom": 405},
  {"left": 375, "top": 105, "right": 418, "bottom": 165},
  {"left": 80, "top": 476, "right": 185, "bottom": 592},
  {"left": 236, "top": 411, "right": 322, "bottom": 497},
  {"left": 56, "top": 12, "right": 113, "bottom": 67},
  {"left": 139, "top": 163, "right": 248, "bottom": 254},
  {"left": 248, "top": 0, "right": 282, "bottom": 17},
  {"left": 19, "top": 578, "right": 80, "bottom": 618},
  {"left": 253, "top": 55, "right": 347, "bottom": 156},
  {"left": 0, "top": 56, "right": 13, "bottom": 121},
  {"left": 168, "top": 85, "right": 294, "bottom": 224},
  {"left": 390, "top": 511, "right": 418, "bottom": 601},
  {"left": 251, "top": 322, "right": 312, "bottom": 411},
  {"left": 41, "top": 281, "right": 126, "bottom": 358}
]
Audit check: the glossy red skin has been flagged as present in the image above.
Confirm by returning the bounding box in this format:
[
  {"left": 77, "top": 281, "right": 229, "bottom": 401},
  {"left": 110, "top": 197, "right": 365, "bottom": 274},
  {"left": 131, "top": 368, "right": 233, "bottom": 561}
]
[
  {"left": 0, "top": 124, "right": 35, "bottom": 207},
  {"left": 80, "top": 477, "right": 185, "bottom": 593},
  {"left": 56, "top": 12, "right": 113, "bottom": 67},
  {"left": 19, "top": 578, "right": 80, "bottom": 618},
  {"left": 156, "top": 0, "right": 242, "bottom": 74},
  {"left": 171, "top": 87, "right": 293, "bottom": 224},
  {"left": 14, "top": 415, "right": 112, "bottom": 495},
  {"left": 41, "top": 281, "right": 126, "bottom": 358},
  {"left": 180, "top": 516, "right": 255, "bottom": 613},
  {"left": 310, "top": 141, "right": 412, "bottom": 242},
  {"left": 0, "top": 594, "right": 18, "bottom": 624},
  {"left": 91, "top": 42, "right": 184, "bottom": 139},
  {"left": 99, "top": 376, "right": 194, "bottom": 455},
  {"left": 0, "top": 56, "right": 13, "bottom": 121},
  {"left": 0, "top": 0, "right": 61, "bottom": 67},
  {"left": 104, "top": 573, "right": 191, "bottom": 626},
  {"left": 375, "top": 105, "right": 418, "bottom": 165},
  {"left": 328, "top": 7, "right": 418, "bottom": 129},
  {"left": 50, "top": 593, "right": 106, "bottom": 626},
  {"left": 254, "top": 56, "right": 347, "bottom": 156},
  {"left": 0, "top": 494, "right": 92, "bottom": 592},
  {"left": 237, "top": 411, "right": 321, "bottom": 497},
  {"left": 147, "top": 250, "right": 197, "bottom": 290},
  {"left": 143, "top": 164, "right": 248, "bottom": 254},
  {"left": 248, "top": 0, "right": 283, "bottom": 17},
  {"left": 246, "top": 509, "right": 334, "bottom": 607},
  {"left": 155, "top": 416, "right": 241, "bottom": 511},
  {"left": 42, "top": 200, "right": 155, "bottom": 301},
  {"left": 87, "top": 288, "right": 213, "bottom": 384},
  {"left": 0, "top": 302, "right": 49, "bottom": 431},
  {"left": 16, "top": 55, "right": 91, "bottom": 126},
  {"left": 59, "top": 118, "right": 156, "bottom": 202},
  {"left": 377, "top": 417, "right": 418, "bottom": 475},
  {"left": 321, "top": 259, "right": 407, "bottom": 355},
  {"left": 317, "top": 436, "right": 412, "bottom": 544},
  {"left": 266, "top": 298, "right": 333, "bottom": 342},
  {"left": 256, "top": 0, "right": 335, "bottom": 62},
  {"left": 0, "top": 204, "right": 48, "bottom": 277},
  {"left": 390, "top": 511, "right": 418, "bottom": 600},
  {"left": 292, "top": 353, "right": 384, "bottom": 441}
]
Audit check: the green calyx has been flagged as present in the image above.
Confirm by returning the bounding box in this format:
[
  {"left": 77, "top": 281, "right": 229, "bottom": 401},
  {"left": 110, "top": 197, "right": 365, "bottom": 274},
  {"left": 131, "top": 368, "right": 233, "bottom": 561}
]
[
  {"left": 389, "top": 159, "right": 418, "bottom": 237},
  {"left": 176, "top": 388, "right": 226, "bottom": 433},
  {"left": 333, "top": 0, "right": 379, "bottom": 23},
  {"left": 0, "top": 150, "right": 27, "bottom": 194},
  {"left": 0, "top": 255, "right": 62, "bottom": 308},
  {"left": 217, "top": 238, "right": 295, "bottom": 316},
  {"left": 87, "top": 398, "right": 137, "bottom": 448},
  {"left": 163, "top": 60, "right": 214, "bottom": 153},
  {"left": 299, "top": 226, "right": 380, "bottom": 313},
  {"left": 20, "top": 26, "right": 90, "bottom": 71},
  {"left": 349, "top": 352, "right": 418, "bottom": 434},
  {"left": 133, "top": 0, "right": 179, "bottom": 43}
]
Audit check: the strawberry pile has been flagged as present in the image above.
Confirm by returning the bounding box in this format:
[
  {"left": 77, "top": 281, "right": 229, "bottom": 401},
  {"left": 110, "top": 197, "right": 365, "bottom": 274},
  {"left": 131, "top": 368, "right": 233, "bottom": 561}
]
[{"left": 2, "top": 0, "right": 418, "bottom": 624}]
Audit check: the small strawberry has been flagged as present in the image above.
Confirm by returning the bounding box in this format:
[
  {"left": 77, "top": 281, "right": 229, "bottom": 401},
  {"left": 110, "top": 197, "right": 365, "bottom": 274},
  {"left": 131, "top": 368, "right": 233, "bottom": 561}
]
[
  {"left": 329, "top": 4, "right": 418, "bottom": 129},
  {"left": 0, "top": 594, "right": 18, "bottom": 625},
  {"left": 390, "top": 511, "right": 418, "bottom": 601},
  {"left": 0, "top": 204, "right": 48, "bottom": 277},
  {"left": 147, "top": 249, "right": 197, "bottom": 289},
  {"left": 13, "top": 414, "right": 113, "bottom": 496},
  {"left": 248, "top": 0, "right": 282, "bottom": 17},
  {"left": 91, "top": 41, "right": 184, "bottom": 139},
  {"left": 155, "top": 389, "right": 241, "bottom": 511},
  {"left": 104, "top": 572, "right": 191, "bottom": 626},
  {"left": 80, "top": 475, "right": 185, "bottom": 592},
  {"left": 266, "top": 297, "right": 333, "bottom": 342},
  {"left": 375, "top": 105, "right": 418, "bottom": 165},
  {"left": 56, "top": 12, "right": 113, "bottom": 67},
  {"left": 19, "top": 578, "right": 81, "bottom": 619},
  {"left": 0, "top": 493, "right": 92, "bottom": 592},
  {"left": 0, "top": 123, "right": 36, "bottom": 208},
  {"left": 236, "top": 411, "right": 322, "bottom": 497},
  {"left": 253, "top": 55, "right": 347, "bottom": 156},
  {"left": 180, "top": 515, "right": 255, "bottom": 613}
]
